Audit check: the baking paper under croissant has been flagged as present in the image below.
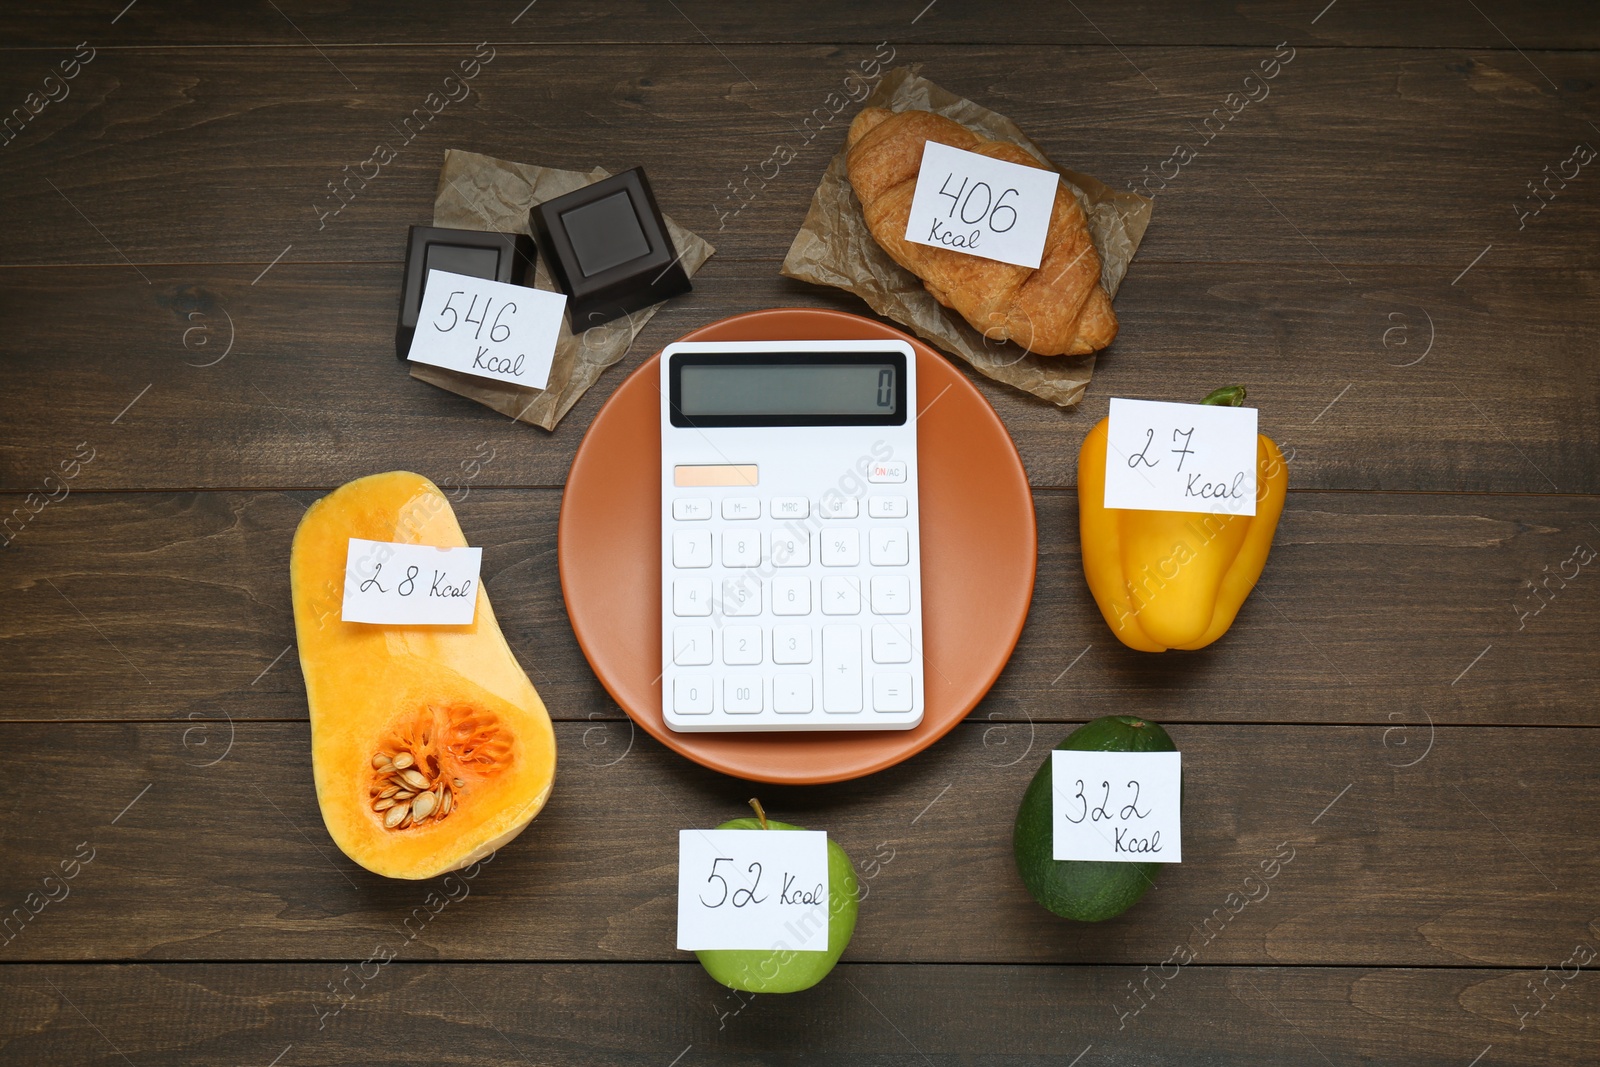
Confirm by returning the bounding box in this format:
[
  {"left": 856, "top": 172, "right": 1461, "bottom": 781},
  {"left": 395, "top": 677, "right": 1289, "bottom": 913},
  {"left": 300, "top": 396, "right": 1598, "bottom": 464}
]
[{"left": 845, "top": 107, "right": 1117, "bottom": 356}]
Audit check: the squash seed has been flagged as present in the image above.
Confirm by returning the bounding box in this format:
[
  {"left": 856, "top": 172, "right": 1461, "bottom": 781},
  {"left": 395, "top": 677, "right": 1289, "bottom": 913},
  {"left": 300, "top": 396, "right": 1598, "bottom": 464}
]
[
  {"left": 398, "top": 769, "right": 431, "bottom": 791},
  {"left": 411, "top": 791, "right": 438, "bottom": 820},
  {"left": 392, "top": 752, "right": 415, "bottom": 770},
  {"left": 439, "top": 789, "right": 452, "bottom": 817},
  {"left": 373, "top": 797, "right": 397, "bottom": 812},
  {"left": 371, "top": 753, "right": 391, "bottom": 769},
  {"left": 384, "top": 803, "right": 410, "bottom": 829},
  {"left": 452, "top": 778, "right": 465, "bottom": 789}
]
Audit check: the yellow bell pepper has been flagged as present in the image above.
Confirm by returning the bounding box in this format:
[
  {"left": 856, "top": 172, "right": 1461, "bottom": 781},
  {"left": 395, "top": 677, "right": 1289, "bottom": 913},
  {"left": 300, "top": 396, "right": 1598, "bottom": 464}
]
[{"left": 1078, "top": 386, "right": 1288, "bottom": 652}]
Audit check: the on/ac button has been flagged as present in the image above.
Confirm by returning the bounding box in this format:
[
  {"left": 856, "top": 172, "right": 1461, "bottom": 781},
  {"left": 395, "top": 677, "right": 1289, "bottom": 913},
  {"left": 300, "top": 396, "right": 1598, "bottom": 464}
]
[{"left": 867, "top": 460, "right": 907, "bottom": 483}]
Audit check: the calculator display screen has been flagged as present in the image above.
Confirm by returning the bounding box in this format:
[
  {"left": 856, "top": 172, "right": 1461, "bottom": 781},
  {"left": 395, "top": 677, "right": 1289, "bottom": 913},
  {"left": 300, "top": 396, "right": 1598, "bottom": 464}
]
[{"left": 670, "top": 352, "right": 907, "bottom": 427}]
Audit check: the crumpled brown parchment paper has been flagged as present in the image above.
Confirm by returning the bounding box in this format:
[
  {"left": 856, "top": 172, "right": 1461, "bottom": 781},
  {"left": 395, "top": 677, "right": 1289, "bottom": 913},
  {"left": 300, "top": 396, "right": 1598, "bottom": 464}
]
[
  {"left": 781, "top": 66, "right": 1152, "bottom": 409},
  {"left": 409, "top": 149, "right": 715, "bottom": 430}
]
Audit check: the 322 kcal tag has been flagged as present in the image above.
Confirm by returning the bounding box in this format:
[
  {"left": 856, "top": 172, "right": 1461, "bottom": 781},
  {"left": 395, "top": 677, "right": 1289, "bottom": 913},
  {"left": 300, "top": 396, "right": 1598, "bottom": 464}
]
[
  {"left": 1052, "top": 750, "right": 1182, "bottom": 863},
  {"left": 1104, "top": 398, "right": 1258, "bottom": 516},
  {"left": 407, "top": 269, "right": 564, "bottom": 390},
  {"left": 341, "top": 538, "right": 481, "bottom": 626},
  {"left": 677, "top": 829, "right": 831, "bottom": 952}
]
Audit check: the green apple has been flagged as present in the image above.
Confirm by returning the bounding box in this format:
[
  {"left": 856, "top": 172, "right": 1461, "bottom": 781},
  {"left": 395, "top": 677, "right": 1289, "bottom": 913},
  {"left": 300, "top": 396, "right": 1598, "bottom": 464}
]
[{"left": 694, "top": 801, "right": 860, "bottom": 994}]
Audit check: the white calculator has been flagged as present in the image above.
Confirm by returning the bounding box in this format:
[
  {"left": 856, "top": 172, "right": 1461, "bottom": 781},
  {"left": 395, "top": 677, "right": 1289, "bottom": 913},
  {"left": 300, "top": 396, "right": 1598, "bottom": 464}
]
[{"left": 659, "top": 339, "right": 924, "bottom": 733}]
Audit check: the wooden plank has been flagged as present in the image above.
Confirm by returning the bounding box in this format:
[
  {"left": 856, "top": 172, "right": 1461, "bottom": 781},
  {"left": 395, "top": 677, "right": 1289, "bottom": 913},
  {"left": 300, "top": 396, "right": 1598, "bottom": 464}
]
[
  {"left": 0, "top": 46, "right": 1596, "bottom": 272},
  {"left": 3, "top": 0, "right": 1597, "bottom": 48},
  {"left": 1, "top": 264, "right": 1595, "bottom": 494},
  {"left": 2, "top": 961, "right": 1593, "bottom": 1066},
  {"left": 0, "top": 720, "right": 1595, "bottom": 966},
  {"left": 3, "top": 489, "right": 1596, "bottom": 726}
]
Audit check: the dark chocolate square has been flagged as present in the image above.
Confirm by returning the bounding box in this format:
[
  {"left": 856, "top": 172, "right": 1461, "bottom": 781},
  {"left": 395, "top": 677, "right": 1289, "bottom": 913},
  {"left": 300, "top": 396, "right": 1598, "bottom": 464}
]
[
  {"left": 563, "top": 191, "right": 652, "bottom": 277},
  {"left": 397, "top": 225, "right": 534, "bottom": 358},
  {"left": 531, "top": 167, "right": 691, "bottom": 330}
]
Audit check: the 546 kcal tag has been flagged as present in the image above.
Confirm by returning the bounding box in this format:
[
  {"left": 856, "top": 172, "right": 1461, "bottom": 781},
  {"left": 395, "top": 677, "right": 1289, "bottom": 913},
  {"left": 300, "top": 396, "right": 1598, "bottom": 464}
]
[{"left": 407, "top": 269, "right": 564, "bottom": 390}]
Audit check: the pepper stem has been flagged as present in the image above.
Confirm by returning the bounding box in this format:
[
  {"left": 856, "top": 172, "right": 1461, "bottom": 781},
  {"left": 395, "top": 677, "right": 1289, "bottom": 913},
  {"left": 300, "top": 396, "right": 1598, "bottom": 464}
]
[
  {"left": 748, "top": 797, "right": 769, "bottom": 830},
  {"left": 1201, "top": 385, "right": 1247, "bottom": 406}
]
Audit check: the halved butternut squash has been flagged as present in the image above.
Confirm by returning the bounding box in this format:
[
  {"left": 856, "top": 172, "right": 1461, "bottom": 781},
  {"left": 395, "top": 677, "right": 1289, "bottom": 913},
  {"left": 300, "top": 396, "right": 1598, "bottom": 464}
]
[{"left": 290, "top": 471, "right": 556, "bottom": 879}]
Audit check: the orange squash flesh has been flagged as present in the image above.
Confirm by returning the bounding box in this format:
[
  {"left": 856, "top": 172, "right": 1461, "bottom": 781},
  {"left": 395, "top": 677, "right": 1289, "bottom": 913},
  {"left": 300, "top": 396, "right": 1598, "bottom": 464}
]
[{"left": 290, "top": 471, "right": 556, "bottom": 879}]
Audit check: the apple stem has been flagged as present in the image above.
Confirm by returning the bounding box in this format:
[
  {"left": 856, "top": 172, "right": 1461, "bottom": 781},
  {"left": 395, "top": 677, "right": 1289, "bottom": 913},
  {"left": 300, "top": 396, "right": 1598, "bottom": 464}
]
[{"left": 748, "top": 797, "right": 769, "bottom": 830}]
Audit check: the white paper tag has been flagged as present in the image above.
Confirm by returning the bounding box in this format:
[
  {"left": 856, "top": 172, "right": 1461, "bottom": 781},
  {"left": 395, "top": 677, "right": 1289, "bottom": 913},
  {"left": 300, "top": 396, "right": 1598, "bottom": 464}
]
[
  {"left": 407, "top": 269, "right": 564, "bottom": 390},
  {"left": 1104, "top": 398, "right": 1258, "bottom": 516},
  {"left": 1052, "top": 751, "right": 1182, "bottom": 863},
  {"left": 340, "top": 538, "right": 482, "bottom": 625},
  {"left": 903, "top": 141, "right": 1061, "bottom": 269},
  {"left": 676, "top": 829, "right": 831, "bottom": 952}
]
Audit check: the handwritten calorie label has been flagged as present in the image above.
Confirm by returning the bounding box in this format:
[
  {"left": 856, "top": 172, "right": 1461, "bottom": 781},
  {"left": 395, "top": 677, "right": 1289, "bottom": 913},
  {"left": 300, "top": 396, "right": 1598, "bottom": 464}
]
[
  {"left": 1052, "top": 751, "right": 1182, "bottom": 863},
  {"left": 903, "top": 141, "right": 1060, "bottom": 269},
  {"left": 341, "top": 538, "right": 482, "bottom": 626},
  {"left": 1104, "top": 398, "right": 1258, "bottom": 516},
  {"left": 407, "top": 269, "right": 564, "bottom": 390},
  {"left": 676, "top": 829, "right": 831, "bottom": 952}
]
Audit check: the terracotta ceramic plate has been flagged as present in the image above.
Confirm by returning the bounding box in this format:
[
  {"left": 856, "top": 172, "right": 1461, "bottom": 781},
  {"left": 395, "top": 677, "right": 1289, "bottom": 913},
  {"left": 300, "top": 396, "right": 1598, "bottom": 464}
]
[{"left": 558, "top": 308, "right": 1036, "bottom": 784}]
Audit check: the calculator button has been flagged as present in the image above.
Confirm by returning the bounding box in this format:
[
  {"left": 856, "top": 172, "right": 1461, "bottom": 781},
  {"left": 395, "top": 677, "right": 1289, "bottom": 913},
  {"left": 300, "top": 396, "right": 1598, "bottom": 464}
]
[
  {"left": 673, "top": 578, "right": 712, "bottom": 617},
  {"left": 672, "top": 530, "right": 712, "bottom": 568},
  {"left": 724, "top": 677, "right": 763, "bottom": 713},
  {"left": 870, "top": 575, "right": 911, "bottom": 615},
  {"left": 722, "top": 578, "right": 761, "bottom": 617},
  {"left": 771, "top": 497, "right": 809, "bottom": 520},
  {"left": 673, "top": 676, "right": 713, "bottom": 714},
  {"left": 771, "top": 530, "right": 810, "bottom": 567},
  {"left": 873, "top": 673, "right": 914, "bottom": 713},
  {"left": 722, "top": 498, "right": 760, "bottom": 520},
  {"left": 869, "top": 527, "right": 910, "bottom": 566},
  {"left": 673, "top": 498, "right": 711, "bottom": 520},
  {"left": 821, "top": 529, "right": 861, "bottom": 567},
  {"left": 772, "top": 577, "right": 811, "bottom": 616},
  {"left": 822, "top": 625, "right": 863, "bottom": 713},
  {"left": 772, "top": 625, "right": 813, "bottom": 664},
  {"left": 773, "top": 675, "right": 813, "bottom": 714},
  {"left": 868, "top": 495, "right": 908, "bottom": 519},
  {"left": 722, "top": 531, "right": 761, "bottom": 568},
  {"left": 868, "top": 460, "right": 907, "bottom": 483},
  {"left": 672, "top": 626, "right": 714, "bottom": 666},
  {"left": 821, "top": 576, "right": 861, "bottom": 615},
  {"left": 871, "top": 623, "right": 913, "bottom": 664},
  {"left": 723, "top": 625, "right": 764, "bottom": 665},
  {"left": 820, "top": 494, "right": 859, "bottom": 519}
]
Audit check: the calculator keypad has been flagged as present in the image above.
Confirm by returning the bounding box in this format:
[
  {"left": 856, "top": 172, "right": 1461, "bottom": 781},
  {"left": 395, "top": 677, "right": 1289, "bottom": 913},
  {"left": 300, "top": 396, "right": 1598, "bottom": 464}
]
[{"left": 664, "top": 491, "right": 921, "bottom": 729}]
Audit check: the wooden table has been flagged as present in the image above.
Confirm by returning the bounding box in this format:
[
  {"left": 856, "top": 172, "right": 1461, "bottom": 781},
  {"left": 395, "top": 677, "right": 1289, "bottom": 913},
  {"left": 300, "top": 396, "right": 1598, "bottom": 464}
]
[{"left": 3, "top": 3, "right": 1597, "bottom": 1063}]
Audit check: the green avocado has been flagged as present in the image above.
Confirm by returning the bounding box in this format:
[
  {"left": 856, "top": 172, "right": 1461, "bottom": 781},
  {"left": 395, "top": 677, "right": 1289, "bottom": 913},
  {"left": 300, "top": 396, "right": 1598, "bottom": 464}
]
[{"left": 1013, "top": 715, "right": 1178, "bottom": 922}]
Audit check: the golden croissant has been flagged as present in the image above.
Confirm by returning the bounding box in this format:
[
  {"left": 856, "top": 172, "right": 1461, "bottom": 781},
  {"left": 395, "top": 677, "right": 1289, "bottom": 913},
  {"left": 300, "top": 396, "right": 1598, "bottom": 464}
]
[{"left": 845, "top": 107, "right": 1117, "bottom": 356}]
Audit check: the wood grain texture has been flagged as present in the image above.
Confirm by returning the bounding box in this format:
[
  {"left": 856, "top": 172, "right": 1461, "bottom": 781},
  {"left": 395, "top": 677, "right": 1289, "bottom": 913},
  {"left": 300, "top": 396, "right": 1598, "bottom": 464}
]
[
  {"left": 3, "top": 961, "right": 1594, "bottom": 1066},
  {"left": 0, "top": 720, "right": 1595, "bottom": 967},
  {"left": 1, "top": 264, "right": 1595, "bottom": 494},
  {"left": 3, "top": 489, "right": 1595, "bottom": 725},
  {"left": 0, "top": 46, "right": 1596, "bottom": 271},
  {"left": 3, "top": 1, "right": 1599, "bottom": 49}
]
